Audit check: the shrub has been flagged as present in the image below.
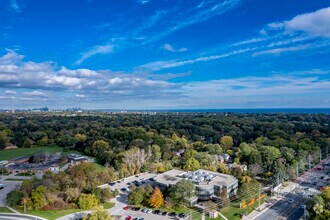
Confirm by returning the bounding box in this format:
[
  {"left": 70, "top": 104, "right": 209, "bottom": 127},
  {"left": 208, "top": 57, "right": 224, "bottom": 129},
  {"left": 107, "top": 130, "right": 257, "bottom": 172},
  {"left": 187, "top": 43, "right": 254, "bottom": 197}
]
[{"left": 7, "top": 190, "right": 24, "bottom": 207}]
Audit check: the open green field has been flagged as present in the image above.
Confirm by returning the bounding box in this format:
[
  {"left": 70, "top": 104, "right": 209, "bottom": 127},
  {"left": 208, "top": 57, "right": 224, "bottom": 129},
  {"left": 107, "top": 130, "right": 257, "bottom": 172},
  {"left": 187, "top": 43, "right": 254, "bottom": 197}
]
[
  {"left": 0, "top": 146, "right": 81, "bottom": 161},
  {"left": 22, "top": 203, "right": 114, "bottom": 220},
  {"left": 90, "top": 162, "right": 106, "bottom": 171},
  {"left": 221, "top": 197, "right": 268, "bottom": 220},
  {"left": 0, "top": 207, "right": 14, "bottom": 213}
]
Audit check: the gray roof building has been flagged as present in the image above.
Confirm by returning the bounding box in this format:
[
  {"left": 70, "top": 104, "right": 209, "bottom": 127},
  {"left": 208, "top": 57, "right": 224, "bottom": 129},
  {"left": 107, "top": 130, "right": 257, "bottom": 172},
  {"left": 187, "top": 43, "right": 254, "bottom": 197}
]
[{"left": 154, "top": 169, "right": 238, "bottom": 200}]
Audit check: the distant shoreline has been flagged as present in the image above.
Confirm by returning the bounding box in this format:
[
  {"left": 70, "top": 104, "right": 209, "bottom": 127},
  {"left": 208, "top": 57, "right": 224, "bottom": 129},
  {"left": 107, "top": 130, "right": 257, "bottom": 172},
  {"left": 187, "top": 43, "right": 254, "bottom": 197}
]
[{"left": 94, "top": 108, "right": 330, "bottom": 114}]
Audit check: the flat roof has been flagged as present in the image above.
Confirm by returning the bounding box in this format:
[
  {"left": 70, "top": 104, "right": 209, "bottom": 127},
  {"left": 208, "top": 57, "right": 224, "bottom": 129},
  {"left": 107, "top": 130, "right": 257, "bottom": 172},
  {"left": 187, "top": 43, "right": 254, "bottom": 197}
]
[
  {"left": 154, "top": 169, "right": 237, "bottom": 187},
  {"left": 153, "top": 169, "right": 184, "bottom": 186}
]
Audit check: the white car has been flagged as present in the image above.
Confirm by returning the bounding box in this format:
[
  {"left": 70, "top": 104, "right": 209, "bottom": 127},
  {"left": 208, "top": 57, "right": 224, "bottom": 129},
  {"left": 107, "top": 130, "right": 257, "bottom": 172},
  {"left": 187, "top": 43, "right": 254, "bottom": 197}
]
[{"left": 288, "top": 199, "right": 294, "bottom": 204}]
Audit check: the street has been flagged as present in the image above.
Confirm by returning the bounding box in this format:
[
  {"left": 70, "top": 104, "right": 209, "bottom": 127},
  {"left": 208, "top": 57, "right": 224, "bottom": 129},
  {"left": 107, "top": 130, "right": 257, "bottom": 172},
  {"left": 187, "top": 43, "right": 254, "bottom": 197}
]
[{"left": 255, "top": 156, "right": 330, "bottom": 220}]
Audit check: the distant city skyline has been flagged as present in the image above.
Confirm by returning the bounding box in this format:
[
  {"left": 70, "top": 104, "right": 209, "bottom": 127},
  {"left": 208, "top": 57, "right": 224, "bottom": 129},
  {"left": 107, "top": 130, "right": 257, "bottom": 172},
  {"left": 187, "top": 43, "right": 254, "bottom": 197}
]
[{"left": 0, "top": 0, "right": 329, "bottom": 109}]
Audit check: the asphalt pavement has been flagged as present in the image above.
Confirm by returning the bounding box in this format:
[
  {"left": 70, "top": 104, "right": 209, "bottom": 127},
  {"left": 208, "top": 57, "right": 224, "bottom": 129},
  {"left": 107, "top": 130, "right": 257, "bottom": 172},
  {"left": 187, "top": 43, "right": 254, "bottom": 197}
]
[{"left": 255, "top": 156, "right": 330, "bottom": 220}]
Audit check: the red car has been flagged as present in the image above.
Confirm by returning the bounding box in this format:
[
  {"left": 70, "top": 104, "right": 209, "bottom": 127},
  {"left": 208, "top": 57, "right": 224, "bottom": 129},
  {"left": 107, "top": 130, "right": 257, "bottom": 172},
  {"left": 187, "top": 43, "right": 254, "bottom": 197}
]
[
  {"left": 126, "top": 216, "right": 132, "bottom": 220},
  {"left": 123, "top": 206, "right": 130, "bottom": 210}
]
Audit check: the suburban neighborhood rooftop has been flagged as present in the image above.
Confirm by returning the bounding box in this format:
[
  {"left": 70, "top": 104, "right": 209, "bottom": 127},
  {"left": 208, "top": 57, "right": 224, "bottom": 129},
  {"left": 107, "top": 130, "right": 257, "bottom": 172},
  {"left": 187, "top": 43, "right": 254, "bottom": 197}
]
[{"left": 154, "top": 169, "right": 237, "bottom": 187}]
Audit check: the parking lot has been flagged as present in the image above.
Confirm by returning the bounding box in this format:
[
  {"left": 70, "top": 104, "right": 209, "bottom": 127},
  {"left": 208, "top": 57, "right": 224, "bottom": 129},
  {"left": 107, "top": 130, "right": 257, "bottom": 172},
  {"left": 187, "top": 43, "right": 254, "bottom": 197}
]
[
  {"left": 98, "top": 172, "right": 189, "bottom": 220},
  {"left": 0, "top": 180, "right": 21, "bottom": 207},
  {"left": 99, "top": 172, "right": 157, "bottom": 192}
]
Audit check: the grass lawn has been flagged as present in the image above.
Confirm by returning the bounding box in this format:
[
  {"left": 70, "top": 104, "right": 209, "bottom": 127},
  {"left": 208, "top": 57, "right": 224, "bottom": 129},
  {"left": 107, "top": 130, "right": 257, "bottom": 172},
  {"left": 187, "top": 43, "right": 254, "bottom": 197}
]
[
  {"left": 15, "top": 173, "right": 34, "bottom": 176},
  {"left": 221, "top": 197, "right": 268, "bottom": 220},
  {"left": 21, "top": 203, "right": 114, "bottom": 220},
  {"left": 0, "top": 207, "right": 14, "bottom": 213},
  {"left": 3, "top": 178, "right": 24, "bottom": 181},
  {"left": 0, "top": 146, "right": 81, "bottom": 161},
  {"left": 90, "top": 162, "right": 106, "bottom": 171}
]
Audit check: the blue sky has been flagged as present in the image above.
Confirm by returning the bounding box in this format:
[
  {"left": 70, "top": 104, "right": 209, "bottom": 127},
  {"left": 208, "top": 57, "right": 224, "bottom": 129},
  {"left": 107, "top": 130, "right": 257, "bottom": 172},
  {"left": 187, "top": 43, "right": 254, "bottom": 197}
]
[{"left": 0, "top": 0, "right": 329, "bottom": 109}]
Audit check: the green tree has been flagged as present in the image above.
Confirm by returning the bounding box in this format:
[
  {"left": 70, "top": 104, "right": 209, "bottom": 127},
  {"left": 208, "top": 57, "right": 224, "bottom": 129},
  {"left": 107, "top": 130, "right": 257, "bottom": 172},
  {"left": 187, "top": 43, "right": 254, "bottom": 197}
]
[
  {"left": 83, "top": 206, "right": 113, "bottom": 220},
  {"left": 150, "top": 145, "right": 161, "bottom": 162},
  {"left": 23, "top": 138, "right": 32, "bottom": 148},
  {"left": 260, "top": 146, "right": 281, "bottom": 169},
  {"left": 7, "top": 190, "right": 24, "bottom": 207},
  {"left": 31, "top": 186, "right": 47, "bottom": 210},
  {"left": 78, "top": 194, "right": 99, "bottom": 209},
  {"left": 169, "top": 180, "right": 195, "bottom": 205},
  {"left": 92, "top": 140, "right": 110, "bottom": 156},
  {"left": 129, "top": 186, "right": 146, "bottom": 206},
  {"left": 65, "top": 187, "right": 80, "bottom": 203},
  {"left": 221, "top": 136, "right": 233, "bottom": 149}
]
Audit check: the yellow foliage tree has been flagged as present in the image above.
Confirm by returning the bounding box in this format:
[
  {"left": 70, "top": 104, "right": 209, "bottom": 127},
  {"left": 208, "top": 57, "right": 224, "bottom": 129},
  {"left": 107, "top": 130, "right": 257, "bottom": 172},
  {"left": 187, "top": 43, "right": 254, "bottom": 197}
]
[{"left": 149, "top": 187, "right": 164, "bottom": 208}]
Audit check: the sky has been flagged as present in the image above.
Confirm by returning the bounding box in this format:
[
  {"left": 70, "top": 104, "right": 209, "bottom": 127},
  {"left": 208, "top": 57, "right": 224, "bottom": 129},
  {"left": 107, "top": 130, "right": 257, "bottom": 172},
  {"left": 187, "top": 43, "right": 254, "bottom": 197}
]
[{"left": 0, "top": 0, "right": 330, "bottom": 109}]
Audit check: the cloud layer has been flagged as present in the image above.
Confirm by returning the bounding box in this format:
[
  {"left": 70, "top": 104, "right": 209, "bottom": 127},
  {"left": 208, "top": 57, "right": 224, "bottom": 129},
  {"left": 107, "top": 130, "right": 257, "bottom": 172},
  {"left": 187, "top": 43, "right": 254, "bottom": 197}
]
[{"left": 0, "top": 50, "right": 329, "bottom": 109}]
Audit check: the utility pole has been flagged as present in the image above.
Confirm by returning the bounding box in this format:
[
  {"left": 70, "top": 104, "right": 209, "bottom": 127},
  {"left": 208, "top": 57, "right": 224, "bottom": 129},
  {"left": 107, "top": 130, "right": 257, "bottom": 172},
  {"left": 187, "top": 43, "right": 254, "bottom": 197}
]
[
  {"left": 24, "top": 198, "right": 26, "bottom": 213},
  {"left": 308, "top": 155, "right": 311, "bottom": 170},
  {"left": 258, "top": 183, "right": 261, "bottom": 211},
  {"left": 296, "top": 164, "right": 299, "bottom": 179},
  {"left": 320, "top": 149, "right": 322, "bottom": 162}
]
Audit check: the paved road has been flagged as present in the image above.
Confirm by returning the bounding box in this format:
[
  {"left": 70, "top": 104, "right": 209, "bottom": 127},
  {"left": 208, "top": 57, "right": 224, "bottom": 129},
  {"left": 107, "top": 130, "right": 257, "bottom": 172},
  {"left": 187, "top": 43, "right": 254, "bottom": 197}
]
[
  {"left": 58, "top": 172, "right": 171, "bottom": 220},
  {"left": 0, "top": 213, "right": 46, "bottom": 220},
  {"left": 255, "top": 156, "right": 330, "bottom": 220}
]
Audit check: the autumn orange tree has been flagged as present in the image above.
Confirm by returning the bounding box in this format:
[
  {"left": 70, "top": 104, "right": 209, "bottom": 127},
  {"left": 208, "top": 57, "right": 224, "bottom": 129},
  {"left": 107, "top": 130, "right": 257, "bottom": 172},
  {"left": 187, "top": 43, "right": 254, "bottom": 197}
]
[{"left": 149, "top": 187, "right": 164, "bottom": 208}]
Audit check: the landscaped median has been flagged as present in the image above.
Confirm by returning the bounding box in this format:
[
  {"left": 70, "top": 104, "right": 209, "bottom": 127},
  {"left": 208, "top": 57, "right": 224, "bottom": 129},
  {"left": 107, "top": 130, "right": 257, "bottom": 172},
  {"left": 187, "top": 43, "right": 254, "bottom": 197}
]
[
  {"left": 0, "top": 207, "right": 14, "bottom": 213},
  {"left": 17, "top": 202, "right": 114, "bottom": 220}
]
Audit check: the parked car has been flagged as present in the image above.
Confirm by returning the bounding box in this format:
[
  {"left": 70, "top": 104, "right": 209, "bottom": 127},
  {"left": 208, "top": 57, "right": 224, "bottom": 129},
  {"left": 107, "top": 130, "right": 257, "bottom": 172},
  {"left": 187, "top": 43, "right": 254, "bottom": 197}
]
[
  {"left": 153, "top": 210, "right": 160, "bottom": 214},
  {"left": 131, "top": 207, "right": 141, "bottom": 211},
  {"left": 126, "top": 216, "right": 132, "bottom": 220},
  {"left": 123, "top": 206, "right": 130, "bottom": 210},
  {"left": 162, "top": 211, "right": 167, "bottom": 216},
  {"left": 179, "top": 213, "right": 187, "bottom": 219},
  {"left": 288, "top": 199, "right": 294, "bottom": 204},
  {"left": 109, "top": 182, "right": 116, "bottom": 186},
  {"left": 168, "top": 212, "right": 176, "bottom": 217}
]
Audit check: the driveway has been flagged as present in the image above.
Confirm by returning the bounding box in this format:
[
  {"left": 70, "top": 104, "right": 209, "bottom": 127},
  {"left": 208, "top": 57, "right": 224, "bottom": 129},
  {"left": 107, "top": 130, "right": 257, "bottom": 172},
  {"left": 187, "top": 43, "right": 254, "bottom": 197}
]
[{"left": 0, "top": 180, "right": 22, "bottom": 207}]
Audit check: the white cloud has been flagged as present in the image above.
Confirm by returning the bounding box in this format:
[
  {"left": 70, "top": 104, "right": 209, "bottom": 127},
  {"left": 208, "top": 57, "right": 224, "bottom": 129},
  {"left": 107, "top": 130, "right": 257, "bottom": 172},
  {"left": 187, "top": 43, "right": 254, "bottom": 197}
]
[
  {"left": 4, "top": 90, "right": 16, "bottom": 95},
  {"left": 162, "top": 44, "right": 187, "bottom": 52},
  {"left": 284, "top": 7, "right": 330, "bottom": 37},
  {"left": 23, "top": 91, "right": 47, "bottom": 97},
  {"left": 137, "top": 0, "right": 151, "bottom": 5},
  {"left": 75, "top": 94, "right": 85, "bottom": 98},
  {"left": 253, "top": 44, "right": 312, "bottom": 56},
  {"left": 10, "top": 0, "right": 21, "bottom": 13},
  {"left": 267, "top": 7, "right": 330, "bottom": 38},
  {"left": 75, "top": 44, "right": 114, "bottom": 65},
  {"left": 141, "top": 47, "right": 256, "bottom": 71}
]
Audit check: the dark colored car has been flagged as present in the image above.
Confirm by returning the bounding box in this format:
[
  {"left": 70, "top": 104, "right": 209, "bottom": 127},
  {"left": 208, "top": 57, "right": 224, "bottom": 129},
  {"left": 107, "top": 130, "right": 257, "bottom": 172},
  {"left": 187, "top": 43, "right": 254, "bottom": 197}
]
[
  {"left": 179, "top": 213, "right": 187, "bottom": 219},
  {"left": 162, "top": 211, "right": 167, "bottom": 216},
  {"left": 109, "top": 182, "right": 116, "bottom": 186},
  {"left": 168, "top": 212, "right": 176, "bottom": 217},
  {"left": 153, "top": 210, "right": 160, "bottom": 214},
  {"left": 131, "top": 207, "right": 141, "bottom": 211}
]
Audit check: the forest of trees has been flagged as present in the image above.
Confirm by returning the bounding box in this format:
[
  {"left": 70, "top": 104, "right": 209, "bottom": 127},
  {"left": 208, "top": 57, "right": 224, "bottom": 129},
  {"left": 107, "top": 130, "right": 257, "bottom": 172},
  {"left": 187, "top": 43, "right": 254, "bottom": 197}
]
[{"left": 1, "top": 112, "right": 329, "bottom": 216}]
